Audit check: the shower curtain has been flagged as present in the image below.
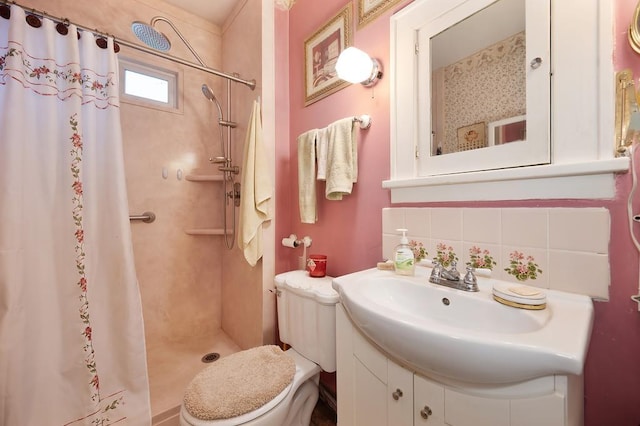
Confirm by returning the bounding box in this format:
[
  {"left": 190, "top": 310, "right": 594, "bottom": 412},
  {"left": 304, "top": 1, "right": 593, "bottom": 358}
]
[{"left": 0, "top": 5, "right": 151, "bottom": 425}]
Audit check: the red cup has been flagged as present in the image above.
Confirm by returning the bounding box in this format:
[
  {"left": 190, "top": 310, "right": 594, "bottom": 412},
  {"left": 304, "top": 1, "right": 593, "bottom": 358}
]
[{"left": 307, "top": 254, "right": 327, "bottom": 277}]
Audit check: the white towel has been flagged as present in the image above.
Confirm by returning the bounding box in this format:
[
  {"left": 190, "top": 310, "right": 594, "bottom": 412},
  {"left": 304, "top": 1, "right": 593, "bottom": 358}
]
[
  {"left": 325, "top": 117, "right": 358, "bottom": 200},
  {"left": 316, "top": 127, "right": 329, "bottom": 181},
  {"left": 238, "top": 100, "right": 272, "bottom": 266},
  {"left": 297, "top": 129, "right": 318, "bottom": 223}
]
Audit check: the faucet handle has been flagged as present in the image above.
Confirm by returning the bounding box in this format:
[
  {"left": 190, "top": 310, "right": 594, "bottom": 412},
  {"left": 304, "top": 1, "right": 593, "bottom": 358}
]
[
  {"left": 430, "top": 259, "right": 442, "bottom": 277},
  {"left": 463, "top": 266, "right": 478, "bottom": 292}
]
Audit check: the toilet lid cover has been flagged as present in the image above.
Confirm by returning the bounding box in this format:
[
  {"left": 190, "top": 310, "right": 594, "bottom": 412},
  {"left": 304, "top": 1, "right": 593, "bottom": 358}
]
[{"left": 183, "top": 345, "right": 296, "bottom": 421}]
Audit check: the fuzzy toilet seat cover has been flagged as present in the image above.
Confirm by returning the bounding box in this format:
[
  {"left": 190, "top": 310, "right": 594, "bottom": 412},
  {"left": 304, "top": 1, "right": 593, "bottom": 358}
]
[{"left": 183, "top": 345, "right": 296, "bottom": 421}]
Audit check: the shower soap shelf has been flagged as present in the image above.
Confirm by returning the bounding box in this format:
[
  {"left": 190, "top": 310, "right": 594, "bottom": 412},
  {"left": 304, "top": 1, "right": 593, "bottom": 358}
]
[
  {"left": 185, "top": 174, "right": 224, "bottom": 182},
  {"left": 185, "top": 229, "right": 232, "bottom": 236}
]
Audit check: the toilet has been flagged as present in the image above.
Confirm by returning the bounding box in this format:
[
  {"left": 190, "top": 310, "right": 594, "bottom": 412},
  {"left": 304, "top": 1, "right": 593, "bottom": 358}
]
[{"left": 179, "top": 270, "right": 339, "bottom": 426}]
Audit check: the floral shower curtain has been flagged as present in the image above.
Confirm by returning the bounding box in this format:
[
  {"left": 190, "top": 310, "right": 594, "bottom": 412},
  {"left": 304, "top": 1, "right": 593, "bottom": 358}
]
[{"left": 0, "top": 5, "right": 151, "bottom": 425}]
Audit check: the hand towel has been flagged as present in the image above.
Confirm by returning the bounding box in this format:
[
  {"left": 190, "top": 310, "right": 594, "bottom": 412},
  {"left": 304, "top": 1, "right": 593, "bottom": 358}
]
[
  {"left": 238, "top": 100, "right": 272, "bottom": 266},
  {"left": 316, "top": 127, "right": 329, "bottom": 181},
  {"left": 298, "top": 129, "right": 318, "bottom": 223},
  {"left": 325, "top": 117, "right": 358, "bottom": 200}
]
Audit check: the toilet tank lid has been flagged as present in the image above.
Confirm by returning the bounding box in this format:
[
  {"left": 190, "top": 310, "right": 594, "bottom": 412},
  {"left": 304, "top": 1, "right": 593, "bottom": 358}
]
[{"left": 275, "top": 270, "right": 339, "bottom": 305}]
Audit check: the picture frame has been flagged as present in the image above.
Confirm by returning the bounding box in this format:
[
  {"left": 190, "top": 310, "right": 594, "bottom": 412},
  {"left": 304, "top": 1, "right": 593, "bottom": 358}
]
[
  {"left": 304, "top": 4, "right": 352, "bottom": 106},
  {"left": 357, "top": 0, "right": 403, "bottom": 29},
  {"left": 457, "top": 122, "right": 487, "bottom": 152}
]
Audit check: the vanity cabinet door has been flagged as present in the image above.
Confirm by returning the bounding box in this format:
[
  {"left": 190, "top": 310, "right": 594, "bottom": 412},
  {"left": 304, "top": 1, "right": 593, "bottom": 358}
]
[
  {"left": 414, "top": 374, "right": 446, "bottom": 426},
  {"left": 510, "top": 393, "right": 565, "bottom": 426},
  {"left": 353, "top": 358, "right": 388, "bottom": 426},
  {"left": 445, "top": 389, "right": 510, "bottom": 426},
  {"left": 387, "top": 359, "right": 413, "bottom": 426}
]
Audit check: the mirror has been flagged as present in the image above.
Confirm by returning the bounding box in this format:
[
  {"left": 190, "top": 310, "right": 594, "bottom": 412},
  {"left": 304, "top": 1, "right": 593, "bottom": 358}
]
[
  {"left": 391, "top": 0, "right": 550, "bottom": 178},
  {"left": 430, "top": 0, "right": 526, "bottom": 156}
]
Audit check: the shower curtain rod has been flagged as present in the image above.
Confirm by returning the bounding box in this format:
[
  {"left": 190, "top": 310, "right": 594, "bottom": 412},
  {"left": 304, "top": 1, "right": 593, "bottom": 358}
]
[{"left": 0, "top": 0, "right": 257, "bottom": 90}]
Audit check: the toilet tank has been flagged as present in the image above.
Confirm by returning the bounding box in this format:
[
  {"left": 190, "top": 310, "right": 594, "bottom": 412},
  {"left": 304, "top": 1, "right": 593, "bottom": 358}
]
[{"left": 275, "top": 270, "right": 339, "bottom": 372}]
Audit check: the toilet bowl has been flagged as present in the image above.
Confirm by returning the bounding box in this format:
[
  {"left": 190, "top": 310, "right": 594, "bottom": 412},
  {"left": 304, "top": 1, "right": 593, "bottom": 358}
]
[{"left": 179, "top": 271, "right": 338, "bottom": 426}]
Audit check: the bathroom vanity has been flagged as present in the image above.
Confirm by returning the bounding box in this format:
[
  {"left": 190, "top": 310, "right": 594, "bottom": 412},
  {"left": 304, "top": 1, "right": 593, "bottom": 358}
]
[
  {"left": 336, "top": 305, "right": 581, "bottom": 426},
  {"left": 332, "top": 268, "right": 593, "bottom": 426}
]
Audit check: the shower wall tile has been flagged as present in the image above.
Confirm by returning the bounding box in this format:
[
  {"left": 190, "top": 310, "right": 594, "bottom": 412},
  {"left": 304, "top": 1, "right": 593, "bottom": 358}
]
[{"left": 381, "top": 207, "right": 611, "bottom": 299}]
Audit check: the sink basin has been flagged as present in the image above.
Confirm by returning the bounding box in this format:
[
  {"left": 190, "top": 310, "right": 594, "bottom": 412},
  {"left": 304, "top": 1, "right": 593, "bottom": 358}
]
[{"left": 332, "top": 267, "right": 594, "bottom": 384}]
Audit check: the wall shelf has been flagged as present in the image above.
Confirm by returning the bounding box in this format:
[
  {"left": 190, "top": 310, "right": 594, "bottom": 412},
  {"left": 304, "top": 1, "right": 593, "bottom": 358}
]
[
  {"left": 184, "top": 229, "right": 230, "bottom": 236},
  {"left": 185, "top": 174, "right": 224, "bottom": 182}
]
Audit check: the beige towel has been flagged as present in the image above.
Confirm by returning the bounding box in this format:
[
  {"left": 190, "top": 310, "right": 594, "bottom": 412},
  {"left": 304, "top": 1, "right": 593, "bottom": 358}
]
[
  {"left": 298, "top": 129, "right": 318, "bottom": 223},
  {"left": 325, "top": 117, "right": 358, "bottom": 200},
  {"left": 316, "top": 127, "right": 329, "bottom": 181},
  {"left": 238, "top": 100, "right": 272, "bottom": 266}
]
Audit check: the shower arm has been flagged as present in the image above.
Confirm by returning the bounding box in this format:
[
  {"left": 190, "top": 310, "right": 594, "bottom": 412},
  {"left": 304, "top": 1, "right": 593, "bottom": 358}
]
[{"left": 150, "top": 16, "right": 206, "bottom": 68}]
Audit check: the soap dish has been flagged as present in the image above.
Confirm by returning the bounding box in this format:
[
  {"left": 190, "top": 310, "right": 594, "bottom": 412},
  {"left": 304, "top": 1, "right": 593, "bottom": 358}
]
[
  {"left": 493, "top": 294, "right": 547, "bottom": 310},
  {"left": 492, "top": 282, "right": 547, "bottom": 310}
]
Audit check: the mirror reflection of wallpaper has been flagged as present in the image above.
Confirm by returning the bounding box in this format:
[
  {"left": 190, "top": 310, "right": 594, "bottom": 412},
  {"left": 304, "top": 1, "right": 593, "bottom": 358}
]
[{"left": 433, "top": 32, "right": 526, "bottom": 155}]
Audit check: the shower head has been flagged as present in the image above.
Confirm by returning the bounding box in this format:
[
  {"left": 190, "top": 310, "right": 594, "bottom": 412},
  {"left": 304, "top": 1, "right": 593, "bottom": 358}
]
[
  {"left": 131, "top": 21, "right": 171, "bottom": 51},
  {"left": 131, "top": 16, "right": 206, "bottom": 66},
  {"left": 202, "top": 84, "right": 224, "bottom": 120}
]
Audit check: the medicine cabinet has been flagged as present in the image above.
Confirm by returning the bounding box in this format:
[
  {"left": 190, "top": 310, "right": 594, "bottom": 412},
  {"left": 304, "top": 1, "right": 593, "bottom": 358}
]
[{"left": 385, "top": 0, "right": 629, "bottom": 202}]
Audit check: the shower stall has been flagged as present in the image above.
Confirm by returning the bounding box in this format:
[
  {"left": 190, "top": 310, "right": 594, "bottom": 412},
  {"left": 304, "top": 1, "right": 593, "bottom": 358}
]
[
  {"left": 126, "top": 6, "right": 267, "bottom": 422},
  {"left": 132, "top": 16, "right": 250, "bottom": 249}
]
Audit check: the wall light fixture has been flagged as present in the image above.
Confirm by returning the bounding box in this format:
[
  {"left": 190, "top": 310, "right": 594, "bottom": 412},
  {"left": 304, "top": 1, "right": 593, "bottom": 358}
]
[{"left": 335, "top": 47, "right": 383, "bottom": 87}]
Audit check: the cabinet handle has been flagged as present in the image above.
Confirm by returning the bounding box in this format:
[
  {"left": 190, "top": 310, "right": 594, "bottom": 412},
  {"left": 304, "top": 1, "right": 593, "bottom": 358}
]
[
  {"left": 392, "top": 388, "right": 403, "bottom": 400},
  {"left": 530, "top": 57, "right": 543, "bottom": 69},
  {"left": 420, "top": 406, "right": 433, "bottom": 419}
]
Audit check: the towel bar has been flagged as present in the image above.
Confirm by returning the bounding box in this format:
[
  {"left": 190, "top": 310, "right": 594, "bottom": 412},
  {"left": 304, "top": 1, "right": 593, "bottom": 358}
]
[{"left": 129, "top": 211, "right": 156, "bottom": 223}]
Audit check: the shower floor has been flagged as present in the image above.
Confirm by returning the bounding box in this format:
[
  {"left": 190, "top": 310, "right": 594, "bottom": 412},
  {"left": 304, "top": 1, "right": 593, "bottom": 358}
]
[{"left": 147, "top": 329, "right": 241, "bottom": 423}]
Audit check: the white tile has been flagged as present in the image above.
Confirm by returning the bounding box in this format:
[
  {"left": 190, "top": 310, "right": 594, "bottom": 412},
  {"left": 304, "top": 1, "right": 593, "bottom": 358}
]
[
  {"left": 501, "top": 209, "right": 548, "bottom": 249},
  {"left": 382, "top": 208, "right": 405, "bottom": 234},
  {"left": 431, "top": 239, "right": 464, "bottom": 268},
  {"left": 405, "top": 208, "right": 430, "bottom": 238},
  {"left": 463, "top": 208, "right": 501, "bottom": 244},
  {"left": 382, "top": 234, "right": 398, "bottom": 261},
  {"left": 548, "top": 208, "right": 610, "bottom": 253},
  {"left": 548, "top": 250, "right": 610, "bottom": 299},
  {"left": 462, "top": 242, "right": 500, "bottom": 273},
  {"left": 499, "top": 246, "right": 549, "bottom": 288},
  {"left": 431, "top": 208, "right": 463, "bottom": 240}
]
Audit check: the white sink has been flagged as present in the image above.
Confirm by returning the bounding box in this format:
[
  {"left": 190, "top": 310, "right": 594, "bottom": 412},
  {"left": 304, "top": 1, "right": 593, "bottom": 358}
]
[{"left": 332, "top": 267, "right": 594, "bottom": 384}]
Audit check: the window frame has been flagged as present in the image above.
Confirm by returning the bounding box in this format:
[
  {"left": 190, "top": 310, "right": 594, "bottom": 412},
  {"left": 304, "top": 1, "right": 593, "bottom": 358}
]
[{"left": 118, "top": 57, "right": 182, "bottom": 113}]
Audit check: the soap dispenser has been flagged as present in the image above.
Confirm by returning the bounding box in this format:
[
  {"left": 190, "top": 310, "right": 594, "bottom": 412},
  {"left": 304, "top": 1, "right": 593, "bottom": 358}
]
[{"left": 393, "top": 228, "right": 415, "bottom": 276}]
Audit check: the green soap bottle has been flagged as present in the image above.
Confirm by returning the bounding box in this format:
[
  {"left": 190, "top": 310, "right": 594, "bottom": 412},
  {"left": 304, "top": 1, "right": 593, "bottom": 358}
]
[{"left": 393, "top": 228, "right": 415, "bottom": 276}]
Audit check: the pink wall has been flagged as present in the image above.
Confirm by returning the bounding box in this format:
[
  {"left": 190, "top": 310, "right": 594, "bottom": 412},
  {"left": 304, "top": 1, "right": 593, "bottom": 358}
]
[{"left": 279, "top": 0, "right": 640, "bottom": 423}]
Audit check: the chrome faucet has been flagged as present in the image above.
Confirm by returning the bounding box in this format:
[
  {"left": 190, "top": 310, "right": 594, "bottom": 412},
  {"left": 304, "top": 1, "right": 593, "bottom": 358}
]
[{"left": 429, "top": 260, "right": 478, "bottom": 292}]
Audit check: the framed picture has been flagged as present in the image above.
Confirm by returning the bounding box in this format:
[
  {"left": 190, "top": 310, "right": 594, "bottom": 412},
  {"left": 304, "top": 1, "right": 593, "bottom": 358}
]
[
  {"left": 457, "top": 122, "right": 487, "bottom": 152},
  {"left": 357, "top": 0, "right": 403, "bottom": 29},
  {"left": 304, "top": 4, "right": 352, "bottom": 106}
]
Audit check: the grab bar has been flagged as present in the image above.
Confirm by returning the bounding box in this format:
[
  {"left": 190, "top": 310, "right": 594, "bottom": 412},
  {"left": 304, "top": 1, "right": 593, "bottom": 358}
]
[{"left": 129, "top": 211, "right": 156, "bottom": 223}]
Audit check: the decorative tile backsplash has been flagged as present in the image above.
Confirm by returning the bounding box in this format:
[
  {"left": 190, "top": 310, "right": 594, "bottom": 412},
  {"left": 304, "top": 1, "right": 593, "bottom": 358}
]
[{"left": 382, "top": 207, "right": 610, "bottom": 299}]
